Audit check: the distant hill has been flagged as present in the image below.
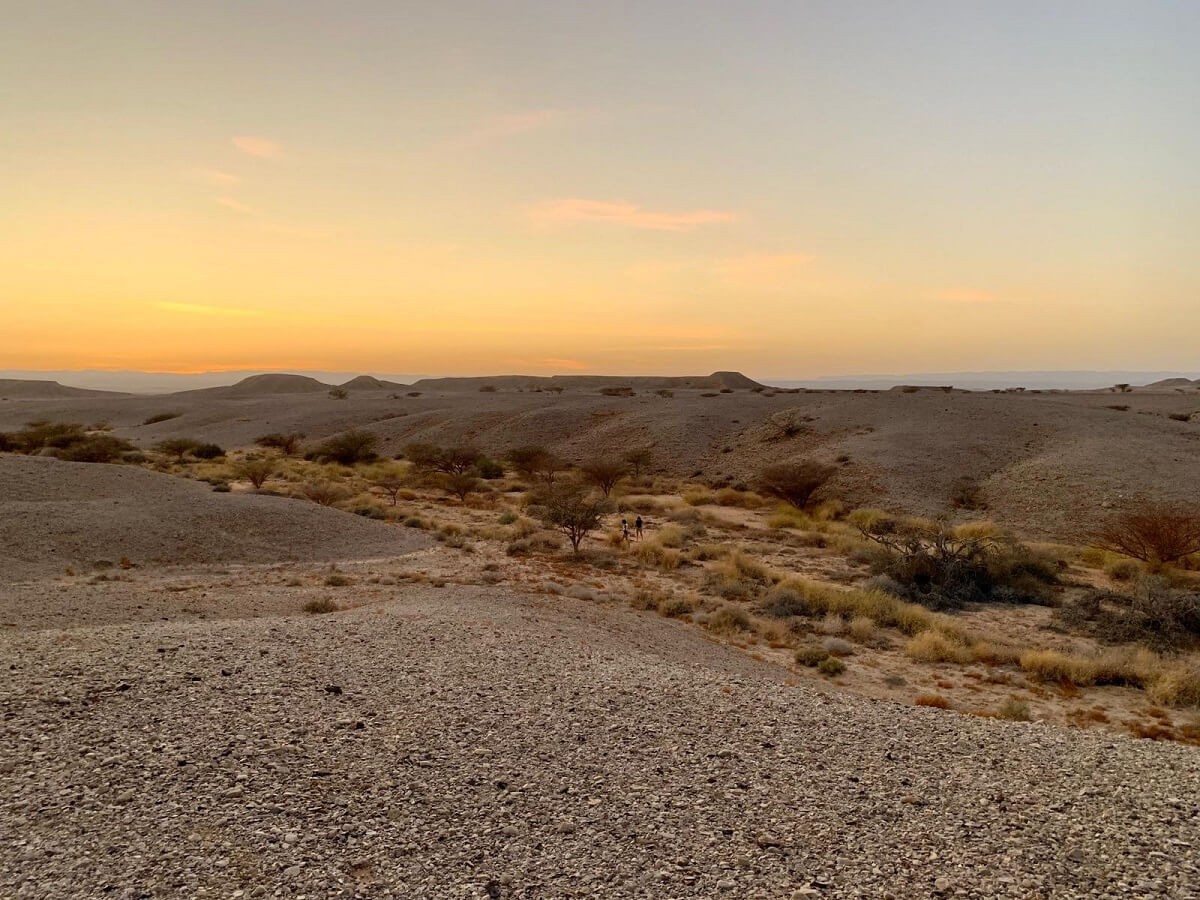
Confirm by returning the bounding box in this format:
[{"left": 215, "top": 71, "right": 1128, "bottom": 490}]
[
  {"left": 411, "top": 371, "right": 765, "bottom": 392},
  {"left": 0, "top": 379, "right": 128, "bottom": 399},
  {"left": 340, "top": 375, "right": 409, "bottom": 391},
  {"left": 174, "top": 373, "right": 334, "bottom": 398},
  {"left": 1143, "top": 377, "right": 1199, "bottom": 390}
]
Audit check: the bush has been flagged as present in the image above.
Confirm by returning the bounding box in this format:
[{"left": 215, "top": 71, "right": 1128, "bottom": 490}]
[
  {"left": 153, "top": 438, "right": 201, "bottom": 461},
  {"left": 142, "top": 412, "right": 180, "bottom": 425},
  {"left": 817, "top": 657, "right": 846, "bottom": 676},
  {"left": 794, "top": 645, "right": 829, "bottom": 667},
  {"left": 190, "top": 443, "right": 224, "bottom": 460},
  {"left": 302, "top": 481, "right": 350, "bottom": 507},
  {"left": 623, "top": 447, "right": 654, "bottom": 477},
  {"left": 498, "top": 511, "right": 518, "bottom": 525},
  {"left": 324, "top": 573, "right": 351, "bottom": 586},
  {"left": 328, "top": 387, "right": 348, "bottom": 399},
  {"left": 50, "top": 434, "right": 134, "bottom": 463},
  {"left": 475, "top": 457, "right": 504, "bottom": 479},
  {"left": 756, "top": 461, "right": 836, "bottom": 510},
  {"left": 255, "top": 432, "right": 304, "bottom": 456},
  {"left": 313, "top": 430, "right": 378, "bottom": 465},
  {"left": 903, "top": 631, "right": 974, "bottom": 664},
  {"left": 757, "top": 586, "right": 814, "bottom": 618},
  {"left": 580, "top": 459, "right": 628, "bottom": 497},
  {"left": 302, "top": 597, "right": 340, "bottom": 613},
  {"left": 1091, "top": 505, "right": 1200, "bottom": 566},
  {"left": 705, "top": 604, "right": 753, "bottom": 633},
  {"left": 599, "top": 386, "right": 633, "bottom": 396},
  {"left": 857, "top": 517, "right": 1056, "bottom": 610},
  {"left": 1057, "top": 577, "right": 1200, "bottom": 652},
  {"left": 950, "top": 476, "right": 986, "bottom": 510},
  {"left": 440, "top": 472, "right": 480, "bottom": 501},
  {"left": 915, "top": 694, "right": 951, "bottom": 708}
]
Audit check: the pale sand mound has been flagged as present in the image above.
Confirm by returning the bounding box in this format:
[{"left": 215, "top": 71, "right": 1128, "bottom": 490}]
[{"left": 0, "top": 456, "right": 429, "bottom": 580}]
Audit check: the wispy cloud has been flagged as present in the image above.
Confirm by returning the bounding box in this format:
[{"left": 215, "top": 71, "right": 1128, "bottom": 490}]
[
  {"left": 194, "top": 168, "right": 240, "bottom": 187},
  {"left": 216, "top": 196, "right": 255, "bottom": 214},
  {"left": 530, "top": 198, "right": 739, "bottom": 232},
  {"left": 451, "top": 109, "right": 567, "bottom": 149},
  {"left": 930, "top": 289, "right": 998, "bottom": 304},
  {"left": 155, "top": 302, "right": 266, "bottom": 318},
  {"left": 231, "top": 136, "right": 281, "bottom": 158}
]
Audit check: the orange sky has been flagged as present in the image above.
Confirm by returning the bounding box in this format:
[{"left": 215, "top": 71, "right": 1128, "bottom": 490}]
[{"left": 2, "top": 3, "right": 1197, "bottom": 377}]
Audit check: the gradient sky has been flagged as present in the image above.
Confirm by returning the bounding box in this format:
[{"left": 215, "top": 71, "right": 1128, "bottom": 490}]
[{"left": 2, "top": 1, "right": 1198, "bottom": 377}]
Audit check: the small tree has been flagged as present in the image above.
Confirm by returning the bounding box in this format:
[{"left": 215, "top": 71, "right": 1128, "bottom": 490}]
[
  {"left": 1091, "top": 505, "right": 1200, "bottom": 566},
  {"left": 403, "top": 442, "right": 442, "bottom": 471},
  {"left": 313, "top": 430, "right": 378, "bottom": 465},
  {"left": 441, "top": 472, "right": 480, "bottom": 501},
  {"left": 623, "top": 446, "right": 653, "bottom": 478},
  {"left": 302, "top": 480, "right": 350, "bottom": 507},
  {"left": 756, "top": 461, "right": 836, "bottom": 509},
  {"left": 580, "top": 458, "right": 628, "bottom": 497},
  {"left": 235, "top": 458, "right": 276, "bottom": 489},
  {"left": 533, "top": 484, "right": 610, "bottom": 554},
  {"left": 369, "top": 464, "right": 409, "bottom": 506},
  {"left": 154, "top": 438, "right": 201, "bottom": 462},
  {"left": 436, "top": 446, "right": 482, "bottom": 475},
  {"left": 506, "top": 444, "right": 563, "bottom": 483}
]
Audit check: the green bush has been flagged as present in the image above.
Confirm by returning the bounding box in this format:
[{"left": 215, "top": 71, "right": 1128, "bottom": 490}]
[
  {"left": 190, "top": 443, "right": 224, "bottom": 460},
  {"left": 311, "top": 430, "right": 378, "bottom": 465},
  {"left": 817, "top": 657, "right": 846, "bottom": 676},
  {"left": 794, "top": 645, "right": 829, "bottom": 667}
]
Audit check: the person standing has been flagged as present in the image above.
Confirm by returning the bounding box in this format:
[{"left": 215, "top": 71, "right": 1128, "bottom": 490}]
[{"left": 634, "top": 516, "right": 644, "bottom": 541}]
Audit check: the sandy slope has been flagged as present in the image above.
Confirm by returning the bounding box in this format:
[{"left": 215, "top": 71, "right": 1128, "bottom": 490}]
[
  {"left": 0, "top": 456, "right": 429, "bottom": 580},
  {"left": 3, "top": 384, "right": 1199, "bottom": 538}
]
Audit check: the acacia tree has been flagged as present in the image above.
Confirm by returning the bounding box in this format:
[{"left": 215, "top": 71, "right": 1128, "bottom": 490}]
[
  {"left": 506, "top": 445, "right": 564, "bottom": 483},
  {"left": 533, "top": 484, "right": 610, "bottom": 554},
  {"left": 255, "top": 432, "right": 304, "bottom": 456},
  {"left": 370, "top": 465, "right": 408, "bottom": 505},
  {"left": 154, "top": 438, "right": 201, "bottom": 462},
  {"left": 235, "top": 458, "right": 276, "bottom": 489},
  {"left": 313, "top": 430, "right": 378, "bottom": 465},
  {"left": 756, "top": 461, "right": 836, "bottom": 509},
  {"left": 441, "top": 472, "right": 480, "bottom": 501},
  {"left": 623, "top": 446, "right": 653, "bottom": 478},
  {"left": 1091, "top": 505, "right": 1200, "bottom": 566},
  {"left": 580, "top": 458, "right": 628, "bottom": 497}
]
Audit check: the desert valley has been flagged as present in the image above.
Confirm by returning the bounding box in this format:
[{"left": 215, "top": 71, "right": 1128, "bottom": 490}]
[{"left": 1, "top": 372, "right": 1198, "bottom": 898}]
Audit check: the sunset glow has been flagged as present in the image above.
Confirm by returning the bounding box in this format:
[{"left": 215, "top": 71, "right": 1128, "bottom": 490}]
[{"left": 2, "top": 2, "right": 1197, "bottom": 377}]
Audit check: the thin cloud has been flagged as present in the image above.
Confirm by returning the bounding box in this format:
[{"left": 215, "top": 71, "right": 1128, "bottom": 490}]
[
  {"left": 194, "top": 168, "right": 240, "bottom": 186},
  {"left": 930, "top": 289, "right": 998, "bottom": 304},
  {"left": 530, "top": 198, "right": 739, "bottom": 232},
  {"left": 452, "top": 109, "right": 567, "bottom": 148},
  {"left": 155, "top": 302, "right": 266, "bottom": 318},
  {"left": 231, "top": 136, "right": 281, "bottom": 158},
  {"left": 216, "top": 196, "right": 255, "bottom": 214}
]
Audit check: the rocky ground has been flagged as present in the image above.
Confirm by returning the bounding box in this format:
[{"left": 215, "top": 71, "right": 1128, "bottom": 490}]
[{"left": 2, "top": 572, "right": 1197, "bottom": 899}]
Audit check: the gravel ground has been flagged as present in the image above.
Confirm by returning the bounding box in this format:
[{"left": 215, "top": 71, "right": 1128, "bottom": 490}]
[
  {"left": 2, "top": 581, "right": 1197, "bottom": 899},
  {"left": 0, "top": 456, "right": 429, "bottom": 580}
]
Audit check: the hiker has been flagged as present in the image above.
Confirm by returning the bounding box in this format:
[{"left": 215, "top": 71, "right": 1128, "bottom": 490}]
[
  {"left": 621, "top": 518, "right": 630, "bottom": 543},
  {"left": 634, "top": 516, "right": 644, "bottom": 541}
]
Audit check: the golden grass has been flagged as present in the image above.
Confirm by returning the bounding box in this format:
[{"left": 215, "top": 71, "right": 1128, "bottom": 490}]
[{"left": 904, "top": 631, "right": 974, "bottom": 664}]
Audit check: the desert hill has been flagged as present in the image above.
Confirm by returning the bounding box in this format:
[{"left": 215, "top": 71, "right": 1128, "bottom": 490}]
[
  {"left": 0, "top": 455, "right": 429, "bottom": 580},
  {"left": 0, "top": 379, "right": 127, "bottom": 400},
  {"left": 411, "top": 371, "right": 764, "bottom": 391},
  {"left": 340, "top": 375, "right": 409, "bottom": 391}
]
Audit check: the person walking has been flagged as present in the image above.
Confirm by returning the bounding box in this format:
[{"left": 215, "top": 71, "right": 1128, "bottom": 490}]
[
  {"left": 621, "top": 518, "right": 630, "bottom": 544},
  {"left": 634, "top": 516, "right": 644, "bottom": 541}
]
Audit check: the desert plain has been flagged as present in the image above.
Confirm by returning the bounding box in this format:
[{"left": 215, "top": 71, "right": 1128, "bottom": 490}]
[{"left": 1, "top": 372, "right": 1198, "bottom": 898}]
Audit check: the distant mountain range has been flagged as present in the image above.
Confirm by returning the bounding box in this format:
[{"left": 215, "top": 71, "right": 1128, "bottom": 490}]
[
  {"left": 769, "top": 370, "right": 1200, "bottom": 391},
  {"left": 2, "top": 368, "right": 1198, "bottom": 395}
]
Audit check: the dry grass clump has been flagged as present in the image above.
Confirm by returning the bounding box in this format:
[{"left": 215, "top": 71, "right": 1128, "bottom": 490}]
[
  {"left": 817, "top": 657, "right": 846, "bottom": 676},
  {"left": 323, "top": 573, "right": 352, "bottom": 586},
  {"left": 1148, "top": 664, "right": 1200, "bottom": 707},
  {"left": 997, "top": 697, "right": 1032, "bottom": 721},
  {"left": 716, "top": 488, "right": 764, "bottom": 508},
  {"left": 1017, "top": 646, "right": 1198, "bottom": 706},
  {"left": 703, "top": 603, "right": 754, "bottom": 634},
  {"left": 847, "top": 616, "right": 876, "bottom": 643},
  {"left": 794, "top": 645, "right": 829, "bottom": 667},
  {"left": 915, "top": 694, "right": 952, "bottom": 709},
  {"left": 302, "top": 597, "right": 340, "bottom": 614},
  {"left": 683, "top": 487, "right": 718, "bottom": 506},
  {"left": 904, "top": 631, "right": 974, "bottom": 664},
  {"left": 634, "top": 540, "right": 682, "bottom": 571},
  {"left": 657, "top": 595, "right": 695, "bottom": 618}
]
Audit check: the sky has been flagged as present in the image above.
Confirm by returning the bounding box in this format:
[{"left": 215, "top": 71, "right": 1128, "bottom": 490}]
[{"left": 2, "top": 1, "right": 1198, "bottom": 378}]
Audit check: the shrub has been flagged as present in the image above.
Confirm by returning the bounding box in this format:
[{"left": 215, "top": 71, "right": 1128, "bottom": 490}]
[
  {"left": 857, "top": 517, "right": 1056, "bottom": 610},
  {"left": 765, "top": 413, "right": 811, "bottom": 440},
  {"left": 1148, "top": 664, "right": 1200, "bottom": 707},
  {"left": 756, "top": 461, "right": 836, "bottom": 510},
  {"left": 599, "top": 386, "right": 634, "bottom": 397},
  {"left": 50, "top": 434, "right": 134, "bottom": 463},
  {"left": 370, "top": 466, "right": 408, "bottom": 505},
  {"left": 998, "top": 697, "right": 1031, "bottom": 721},
  {"left": 817, "top": 657, "right": 846, "bottom": 676},
  {"left": 657, "top": 596, "right": 694, "bottom": 618},
  {"left": 440, "top": 472, "right": 480, "bottom": 501},
  {"left": 190, "top": 443, "right": 224, "bottom": 460},
  {"left": 949, "top": 476, "right": 986, "bottom": 510},
  {"left": 235, "top": 458, "right": 276, "bottom": 489},
  {"left": 153, "top": 438, "right": 201, "bottom": 461},
  {"left": 758, "top": 586, "right": 814, "bottom": 618},
  {"left": 302, "top": 481, "right": 350, "bottom": 507},
  {"left": 705, "top": 604, "right": 753, "bottom": 633},
  {"left": 655, "top": 389, "right": 674, "bottom": 398},
  {"left": 1168, "top": 412, "right": 1192, "bottom": 422},
  {"left": 328, "top": 387, "right": 348, "bottom": 399},
  {"left": 530, "top": 483, "right": 610, "bottom": 553},
  {"left": 498, "top": 510, "right": 518, "bottom": 525},
  {"left": 475, "top": 457, "right": 504, "bottom": 479},
  {"left": 579, "top": 459, "right": 628, "bottom": 497},
  {"left": 324, "top": 573, "right": 351, "bottom": 586},
  {"left": 847, "top": 616, "right": 876, "bottom": 643},
  {"left": 142, "top": 412, "right": 180, "bottom": 425},
  {"left": 1105, "top": 558, "right": 1141, "bottom": 582},
  {"left": 1057, "top": 578, "right": 1200, "bottom": 652},
  {"left": 255, "top": 432, "right": 304, "bottom": 456},
  {"left": 794, "top": 645, "right": 829, "bottom": 667},
  {"left": 479, "top": 384, "right": 497, "bottom": 392},
  {"left": 623, "top": 447, "right": 654, "bottom": 477},
  {"left": 505, "top": 445, "right": 563, "bottom": 482},
  {"left": 302, "top": 597, "right": 340, "bottom": 613},
  {"left": 313, "top": 430, "right": 378, "bottom": 465},
  {"left": 1091, "top": 505, "right": 1200, "bottom": 566},
  {"left": 904, "top": 631, "right": 974, "bottom": 664}
]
